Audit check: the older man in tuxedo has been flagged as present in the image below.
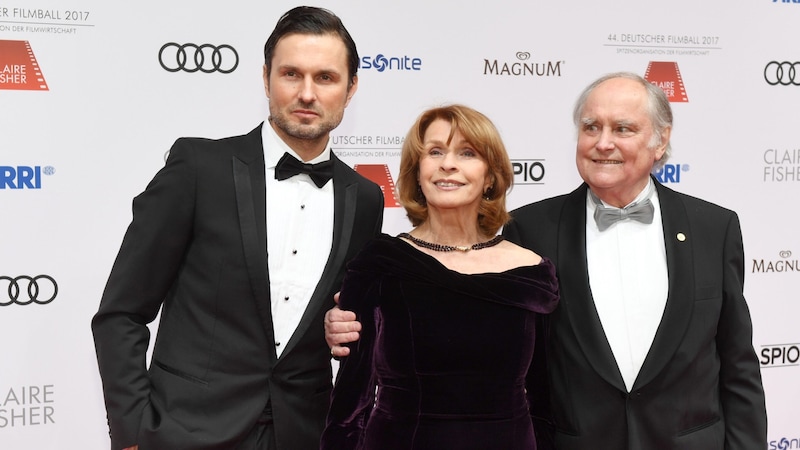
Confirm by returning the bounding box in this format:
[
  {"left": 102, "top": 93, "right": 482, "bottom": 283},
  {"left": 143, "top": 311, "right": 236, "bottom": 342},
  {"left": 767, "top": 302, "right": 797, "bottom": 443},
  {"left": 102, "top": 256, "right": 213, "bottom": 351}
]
[
  {"left": 93, "top": 7, "right": 383, "bottom": 450},
  {"left": 503, "top": 72, "right": 767, "bottom": 449}
]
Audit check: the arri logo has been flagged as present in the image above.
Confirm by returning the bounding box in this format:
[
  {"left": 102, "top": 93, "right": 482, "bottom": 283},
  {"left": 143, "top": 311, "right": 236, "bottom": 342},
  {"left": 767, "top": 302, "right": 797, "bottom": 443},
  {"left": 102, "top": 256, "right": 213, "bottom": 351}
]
[
  {"left": 0, "top": 40, "right": 48, "bottom": 91},
  {"left": 644, "top": 61, "right": 688, "bottom": 102},
  {"left": 360, "top": 54, "right": 422, "bottom": 72},
  {"left": 0, "top": 165, "right": 55, "bottom": 189},
  {"left": 652, "top": 163, "right": 689, "bottom": 183}
]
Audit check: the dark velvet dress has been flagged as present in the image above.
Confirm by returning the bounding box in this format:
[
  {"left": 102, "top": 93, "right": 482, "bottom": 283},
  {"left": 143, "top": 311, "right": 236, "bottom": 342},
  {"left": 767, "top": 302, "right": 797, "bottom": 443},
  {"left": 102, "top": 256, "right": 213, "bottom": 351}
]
[{"left": 321, "top": 234, "right": 559, "bottom": 450}]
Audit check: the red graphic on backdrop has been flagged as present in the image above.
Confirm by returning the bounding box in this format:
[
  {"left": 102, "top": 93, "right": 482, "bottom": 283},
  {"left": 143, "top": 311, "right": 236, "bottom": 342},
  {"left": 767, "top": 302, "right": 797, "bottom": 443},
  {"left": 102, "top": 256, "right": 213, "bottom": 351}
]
[
  {"left": 0, "top": 40, "right": 49, "bottom": 91},
  {"left": 354, "top": 164, "right": 401, "bottom": 208},
  {"left": 644, "top": 61, "right": 687, "bottom": 102}
]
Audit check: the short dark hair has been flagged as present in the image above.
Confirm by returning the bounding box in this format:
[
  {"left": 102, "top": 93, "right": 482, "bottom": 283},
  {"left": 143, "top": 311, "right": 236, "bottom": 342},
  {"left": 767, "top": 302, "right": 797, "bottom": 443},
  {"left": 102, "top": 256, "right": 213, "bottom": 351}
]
[{"left": 263, "top": 6, "right": 359, "bottom": 87}]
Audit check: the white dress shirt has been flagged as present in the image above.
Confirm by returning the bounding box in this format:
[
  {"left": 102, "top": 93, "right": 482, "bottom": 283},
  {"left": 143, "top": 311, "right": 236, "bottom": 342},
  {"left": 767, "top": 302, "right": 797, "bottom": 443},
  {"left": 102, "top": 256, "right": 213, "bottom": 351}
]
[
  {"left": 585, "top": 179, "right": 669, "bottom": 391},
  {"left": 262, "top": 124, "right": 334, "bottom": 358}
]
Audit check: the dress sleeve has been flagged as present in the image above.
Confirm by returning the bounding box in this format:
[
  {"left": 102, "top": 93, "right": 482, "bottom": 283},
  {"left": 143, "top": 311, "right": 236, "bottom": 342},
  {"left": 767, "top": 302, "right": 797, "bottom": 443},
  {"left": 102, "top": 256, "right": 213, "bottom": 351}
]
[{"left": 321, "top": 262, "right": 381, "bottom": 450}]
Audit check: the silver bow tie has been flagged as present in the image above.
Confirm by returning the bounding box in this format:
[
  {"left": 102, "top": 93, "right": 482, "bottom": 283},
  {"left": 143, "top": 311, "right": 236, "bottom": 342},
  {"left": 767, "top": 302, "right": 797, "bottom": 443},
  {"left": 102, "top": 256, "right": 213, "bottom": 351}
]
[{"left": 593, "top": 198, "right": 655, "bottom": 231}]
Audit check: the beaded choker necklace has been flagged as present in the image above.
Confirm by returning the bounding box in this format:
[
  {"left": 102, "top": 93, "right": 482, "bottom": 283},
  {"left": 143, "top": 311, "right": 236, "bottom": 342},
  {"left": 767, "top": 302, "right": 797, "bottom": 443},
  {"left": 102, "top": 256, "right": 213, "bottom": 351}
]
[{"left": 398, "top": 232, "right": 504, "bottom": 252}]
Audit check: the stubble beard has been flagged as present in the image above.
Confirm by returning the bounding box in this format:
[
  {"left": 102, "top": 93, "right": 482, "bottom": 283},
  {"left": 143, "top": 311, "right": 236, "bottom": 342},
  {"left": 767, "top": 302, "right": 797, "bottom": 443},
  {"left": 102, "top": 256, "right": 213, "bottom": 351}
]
[{"left": 269, "top": 104, "right": 343, "bottom": 142}]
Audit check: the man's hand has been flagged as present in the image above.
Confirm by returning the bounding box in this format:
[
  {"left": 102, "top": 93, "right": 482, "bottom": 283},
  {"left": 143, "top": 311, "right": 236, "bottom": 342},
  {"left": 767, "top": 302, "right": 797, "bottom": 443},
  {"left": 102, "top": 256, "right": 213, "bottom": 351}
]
[
  {"left": 123, "top": 446, "right": 138, "bottom": 450},
  {"left": 325, "top": 293, "right": 362, "bottom": 357}
]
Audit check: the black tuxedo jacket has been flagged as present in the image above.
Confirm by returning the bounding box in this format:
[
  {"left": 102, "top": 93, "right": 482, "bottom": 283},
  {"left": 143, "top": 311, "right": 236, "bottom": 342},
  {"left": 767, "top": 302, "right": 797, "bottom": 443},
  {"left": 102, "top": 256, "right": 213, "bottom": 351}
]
[
  {"left": 92, "top": 124, "right": 384, "bottom": 449},
  {"left": 504, "top": 179, "right": 767, "bottom": 450}
]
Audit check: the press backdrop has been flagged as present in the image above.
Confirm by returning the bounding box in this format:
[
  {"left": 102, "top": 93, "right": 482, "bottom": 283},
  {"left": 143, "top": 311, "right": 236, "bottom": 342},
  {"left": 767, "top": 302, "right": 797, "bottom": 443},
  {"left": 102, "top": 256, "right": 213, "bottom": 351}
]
[{"left": 1, "top": 1, "right": 798, "bottom": 448}]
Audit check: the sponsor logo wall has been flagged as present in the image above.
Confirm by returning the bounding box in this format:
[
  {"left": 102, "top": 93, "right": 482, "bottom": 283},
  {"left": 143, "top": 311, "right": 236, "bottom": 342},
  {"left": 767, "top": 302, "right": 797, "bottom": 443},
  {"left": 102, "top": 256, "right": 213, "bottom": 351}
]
[{"left": 1, "top": 1, "right": 796, "bottom": 447}]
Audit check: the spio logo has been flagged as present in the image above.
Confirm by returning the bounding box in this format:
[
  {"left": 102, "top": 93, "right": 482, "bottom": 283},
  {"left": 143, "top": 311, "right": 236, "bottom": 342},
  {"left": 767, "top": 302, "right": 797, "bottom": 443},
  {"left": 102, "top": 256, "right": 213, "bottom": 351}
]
[
  {"left": 760, "top": 343, "right": 800, "bottom": 368},
  {"left": 653, "top": 163, "right": 689, "bottom": 183},
  {"left": 360, "top": 54, "right": 422, "bottom": 72},
  {"left": 0, "top": 275, "right": 58, "bottom": 306},
  {"left": 764, "top": 61, "right": 800, "bottom": 86},
  {"left": 511, "top": 159, "right": 545, "bottom": 185},
  {"left": 0, "top": 165, "right": 55, "bottom": 189},
  {"left": 158, "top": 43, "right": 239, "bottom": 74}
]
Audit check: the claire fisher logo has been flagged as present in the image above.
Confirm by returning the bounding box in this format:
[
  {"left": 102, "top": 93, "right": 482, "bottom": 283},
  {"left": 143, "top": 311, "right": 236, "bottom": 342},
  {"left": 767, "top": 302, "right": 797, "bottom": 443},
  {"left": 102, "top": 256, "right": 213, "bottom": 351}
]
[
  {"left": 158, "top": 43, "right": 239, "bottom": 74},
  {"left": 644, "top": 61, "right": 688, "bottom": 102},
  {"left": 332, "top": 134, "right": 404, "bottom": 207},
  {"left": 353, "top": 164, "right": 401, "bottom": 208},
  {"left": 0, "top": 275, "right": 58, "bottom": 306},
  {"left": 0, "top": 40, "right": 48, "bottom": 91},
  {"left": 0, "top": 385, "right": 55, "bottom": 428}
]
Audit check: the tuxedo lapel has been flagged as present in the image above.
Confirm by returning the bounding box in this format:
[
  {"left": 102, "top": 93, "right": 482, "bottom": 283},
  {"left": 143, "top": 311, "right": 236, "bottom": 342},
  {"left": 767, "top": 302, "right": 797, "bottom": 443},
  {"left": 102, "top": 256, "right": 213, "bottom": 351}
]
[
  {"left": 632, "top": 181, "right": 694, "bottom": 389},
  {"left": 232, "top": 125, "right": 277, "bottom": 362},
  {"left": 557, "top": 184, "right": 626, "bottom": 391},
  {"left": 278, "top": 154, "right": 358, "bottom": 360}
]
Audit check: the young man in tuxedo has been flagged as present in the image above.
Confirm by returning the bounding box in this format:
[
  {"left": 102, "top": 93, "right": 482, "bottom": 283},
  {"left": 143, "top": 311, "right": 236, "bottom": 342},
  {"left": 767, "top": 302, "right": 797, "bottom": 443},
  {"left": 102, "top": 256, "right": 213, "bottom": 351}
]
[{"left": 93, "top": 7, "right": 384, "bottom": 449}]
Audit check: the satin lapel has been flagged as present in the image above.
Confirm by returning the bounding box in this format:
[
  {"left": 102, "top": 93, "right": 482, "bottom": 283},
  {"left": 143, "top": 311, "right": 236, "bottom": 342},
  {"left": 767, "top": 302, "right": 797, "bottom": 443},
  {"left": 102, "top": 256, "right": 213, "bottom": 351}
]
[
  {"left": 277, "top": 155, "right": 357, "bottom": 361},
  {"left": 558, "top": 184, "right": 626, "bottom": 391},
  {"left": 632, "top": 180, "right": 694, "bottom": 389},
  {"left": 232, "top": 125, "right": 277, "bottom": 362}
]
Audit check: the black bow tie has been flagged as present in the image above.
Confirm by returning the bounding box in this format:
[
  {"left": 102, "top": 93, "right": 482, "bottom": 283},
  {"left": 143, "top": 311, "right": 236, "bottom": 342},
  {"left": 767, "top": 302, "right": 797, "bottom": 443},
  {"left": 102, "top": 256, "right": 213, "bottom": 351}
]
[
  {"left": 590, "top": 191, "right": 655, "bottom": 231},
  {"left": 274, "top": 153, "right": 333, "bottom": 188}
]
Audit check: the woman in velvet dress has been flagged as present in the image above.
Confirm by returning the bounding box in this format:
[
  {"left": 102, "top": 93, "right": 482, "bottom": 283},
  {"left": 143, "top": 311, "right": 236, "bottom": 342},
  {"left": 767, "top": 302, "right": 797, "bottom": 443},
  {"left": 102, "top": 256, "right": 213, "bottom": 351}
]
[{"left": 321, "top": 105, "right": 559, "bottom": 450}]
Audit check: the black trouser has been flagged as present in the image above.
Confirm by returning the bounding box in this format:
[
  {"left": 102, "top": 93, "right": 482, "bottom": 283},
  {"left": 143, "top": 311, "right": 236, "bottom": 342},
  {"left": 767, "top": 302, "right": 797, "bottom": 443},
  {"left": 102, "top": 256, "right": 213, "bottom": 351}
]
[{"left": 237, "top": 404, "right": 277, "bottom": 450}]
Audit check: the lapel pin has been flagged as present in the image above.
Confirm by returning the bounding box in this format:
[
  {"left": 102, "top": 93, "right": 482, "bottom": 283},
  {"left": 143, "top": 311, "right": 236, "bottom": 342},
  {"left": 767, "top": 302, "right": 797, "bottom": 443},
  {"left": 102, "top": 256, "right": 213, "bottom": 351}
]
[{"left": 677, "top": 232, "right": 686, "bottom": 242}]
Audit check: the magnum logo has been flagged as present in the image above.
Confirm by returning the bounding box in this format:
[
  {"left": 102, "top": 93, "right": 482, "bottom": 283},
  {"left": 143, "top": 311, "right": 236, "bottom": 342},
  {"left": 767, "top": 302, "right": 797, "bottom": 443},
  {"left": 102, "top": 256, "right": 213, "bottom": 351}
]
[
  {"left": 644, "top": 61, "right": 687, "bottom": 102},
  {"left": 0, "top": 40, "right": 48, "bottom": 91},
  {"left": 354, "top": 164, "right": 401, "bottom": 208}
]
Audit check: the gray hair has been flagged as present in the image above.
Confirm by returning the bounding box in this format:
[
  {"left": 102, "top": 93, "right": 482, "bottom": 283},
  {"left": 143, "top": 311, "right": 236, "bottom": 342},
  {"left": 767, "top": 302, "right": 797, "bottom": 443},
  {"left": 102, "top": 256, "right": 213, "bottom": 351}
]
[{"left": 572, "top": 71, "right": 673, "bottom": 169}]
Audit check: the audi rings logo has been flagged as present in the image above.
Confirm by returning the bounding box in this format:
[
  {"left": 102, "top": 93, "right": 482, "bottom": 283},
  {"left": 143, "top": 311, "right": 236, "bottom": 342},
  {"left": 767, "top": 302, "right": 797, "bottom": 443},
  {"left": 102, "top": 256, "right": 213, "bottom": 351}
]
[
  {"left": 158, "top": 43, "right": 239, "bottom": 74},
  {"left": 1, "top": 275, "right": 58, "bottom": 306},
  {"left": 764, "top": 61, "right": 800, "bottom": 86}
]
